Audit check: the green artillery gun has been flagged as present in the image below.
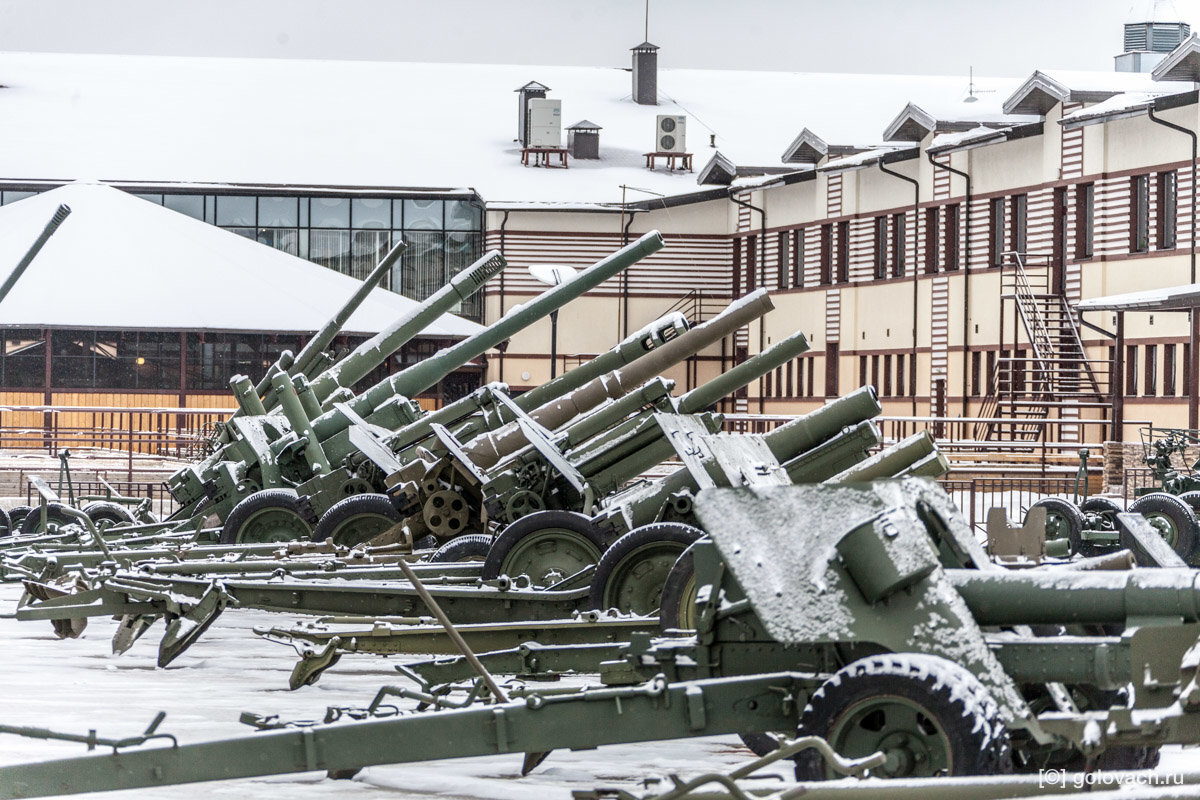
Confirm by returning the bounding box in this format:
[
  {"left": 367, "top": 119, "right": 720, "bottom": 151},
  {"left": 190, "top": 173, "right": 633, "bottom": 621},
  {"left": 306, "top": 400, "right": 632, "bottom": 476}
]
[
  {"left": 1025, "top": 432, "right": 1200, "bottom": 565},
  {"left": 8, "top": 480, "right": 1200, "bottom": 797},
  {"left": 307, "top": 290, "right": 800, "bottom": 551},
  {"left": 165, "top": 232, "right": 667, "bottom": 532}
]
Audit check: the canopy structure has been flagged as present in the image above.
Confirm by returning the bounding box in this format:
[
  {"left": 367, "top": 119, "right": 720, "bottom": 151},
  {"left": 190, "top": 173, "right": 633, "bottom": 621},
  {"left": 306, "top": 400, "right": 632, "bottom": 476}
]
[
  {"left": 1077, "top": 282, "right": 1200, "bottom": 312},
  {"left": 0, "top": 183, "right": 483, "bottom": 338}
]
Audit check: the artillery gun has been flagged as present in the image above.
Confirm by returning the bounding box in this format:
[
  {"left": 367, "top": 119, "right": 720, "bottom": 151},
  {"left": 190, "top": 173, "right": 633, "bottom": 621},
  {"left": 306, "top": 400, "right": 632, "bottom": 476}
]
[{"left": 9, "top": 480, "right": 1200, "bottom": 796}]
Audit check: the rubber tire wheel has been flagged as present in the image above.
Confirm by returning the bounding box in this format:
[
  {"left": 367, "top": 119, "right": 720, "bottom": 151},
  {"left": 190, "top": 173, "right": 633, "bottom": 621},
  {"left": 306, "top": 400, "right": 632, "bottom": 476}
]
[
  {"left": 429, "top": 533, "right": 495, "bottom": 563},
  {"left": 794, "top": 654, "right": 1013, "bottom": 780},
  {"left": 658, "top": 539, "right": 704, "bottom": 634},
  {"left": 480, "top": 510, "right": 605, "bottom": 586},
  {"left": 82, "top": 501, "right": 137, "bottom": 529},
  {"left": 587, "top": 522, "right": 704, "bottom": 614},
  {"left": 7, "top": 505, "right": 32, "bottom": 533},
  {"left": 20, "top": 502, "right": 77, "bottom": 535},
  {"left": 1026, "top": 497, "right": 1088, "bottom": 556},
  {"left": 1128, "top": 492, "right": 1200, "bottom": 563},
  {"left": 218, "top": 489, "right": 310, "bottom": 545},
  {"left": 1177, "top": 490, "right": 1200, "bottom": 516},
  {"left": 1079, "top": 497, "right": 1122, "bottom": 515},
  {"left": 0, "top": 506, "right": 11, "bottom": 537},
  {"left": 312, "top": 493, "right": 402, "bottom": 548}
]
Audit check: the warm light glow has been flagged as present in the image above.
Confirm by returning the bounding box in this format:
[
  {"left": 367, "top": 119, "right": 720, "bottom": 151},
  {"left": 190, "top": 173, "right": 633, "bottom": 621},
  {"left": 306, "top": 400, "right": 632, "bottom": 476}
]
[{"left": 136, "top": 356, "right": 146, "bottom": 365}]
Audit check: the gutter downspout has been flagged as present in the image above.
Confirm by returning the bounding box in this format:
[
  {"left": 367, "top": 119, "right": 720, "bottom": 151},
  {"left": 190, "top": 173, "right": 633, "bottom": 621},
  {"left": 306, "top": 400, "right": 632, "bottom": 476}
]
[
  {"left": 730, "top": 193, "right": 768, "bottom": 412},
  {"left": 878, "top": 160, "right": 921, "bottom": 417},
  {"left": 1147, "top": 107, "right": 1199, "bottom": 429},
  {"left": 927, "top": 151, "right": 973, "bottom": 418}
]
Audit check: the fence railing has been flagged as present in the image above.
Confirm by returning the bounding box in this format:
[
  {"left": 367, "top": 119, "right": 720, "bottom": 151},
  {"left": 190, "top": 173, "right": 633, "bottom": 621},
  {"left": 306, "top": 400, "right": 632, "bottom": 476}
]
[
  {"left": 0, "top": 404, "right": 233, "bottom": 479},
  {"left": 24, "top": 478, "right": 180, "bottom": 518},
  {"left": 939, "top": 476, "right": 1080, "bottom": 534}
]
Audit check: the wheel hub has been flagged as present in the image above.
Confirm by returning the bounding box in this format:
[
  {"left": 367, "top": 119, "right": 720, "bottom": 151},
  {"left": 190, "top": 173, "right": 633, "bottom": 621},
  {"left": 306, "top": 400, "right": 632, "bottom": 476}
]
[
  {"left": 1147, "top": 513, "right": 1179, "bottom": 547},
  {"left": 422, "top": 490, "right": 469, "bottom": 539}
]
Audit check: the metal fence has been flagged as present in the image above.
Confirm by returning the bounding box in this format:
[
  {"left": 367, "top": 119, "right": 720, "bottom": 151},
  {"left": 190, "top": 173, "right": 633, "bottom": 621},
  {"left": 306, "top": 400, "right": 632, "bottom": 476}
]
[
  {"left": 938, "top": 476, "right": 1080, "bottom": 534},
  {"left": 24, "top": 478, "right": 180, "bottom": 518}
]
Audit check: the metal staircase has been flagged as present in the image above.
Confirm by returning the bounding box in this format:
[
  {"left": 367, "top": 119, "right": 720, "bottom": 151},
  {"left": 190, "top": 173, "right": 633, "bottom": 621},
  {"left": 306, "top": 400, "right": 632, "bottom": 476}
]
[{"left": 974, "top": 254, "right": 1110, "bottom": 441}]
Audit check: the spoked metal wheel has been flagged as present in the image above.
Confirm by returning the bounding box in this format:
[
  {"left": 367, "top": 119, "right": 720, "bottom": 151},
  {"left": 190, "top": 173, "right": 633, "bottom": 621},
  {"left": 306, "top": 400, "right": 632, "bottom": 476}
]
[{"left": 481, "top": 510, "right": 605, "bottom": 587}]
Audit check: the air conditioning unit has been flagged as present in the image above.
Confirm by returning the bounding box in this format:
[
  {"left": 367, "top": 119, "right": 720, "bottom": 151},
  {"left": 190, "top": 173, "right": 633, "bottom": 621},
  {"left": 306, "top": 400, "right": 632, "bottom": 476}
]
[
  {"left": 527, "top": 98, "right": 562, "bottom": 148},
  {"left": 656, "top": 114, "right": 686, "bottom": 153}
]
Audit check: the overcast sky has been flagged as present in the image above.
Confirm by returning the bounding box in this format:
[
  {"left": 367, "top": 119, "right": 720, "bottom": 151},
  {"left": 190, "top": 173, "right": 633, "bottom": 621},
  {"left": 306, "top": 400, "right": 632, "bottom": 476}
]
[{"left": 4, "top": 0, "right": 1200, "bottom": 77}]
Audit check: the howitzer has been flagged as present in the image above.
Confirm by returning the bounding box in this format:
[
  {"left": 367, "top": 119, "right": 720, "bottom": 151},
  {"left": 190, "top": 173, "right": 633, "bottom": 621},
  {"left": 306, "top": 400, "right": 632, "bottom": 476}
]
[
  {"left": 0, "top": 203, "right": 71, "bottom": 308},
  {"left": 168, "top": 233, "right": 666, "bottom": 526},
  {"left": 12, "top": 482, "right": 1200, "bottom": 796}
]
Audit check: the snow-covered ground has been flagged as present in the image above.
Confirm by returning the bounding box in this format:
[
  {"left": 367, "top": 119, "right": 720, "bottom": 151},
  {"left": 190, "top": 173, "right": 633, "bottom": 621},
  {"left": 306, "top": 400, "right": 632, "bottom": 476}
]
[{"left": 0, "top": 581, "right": 784, "bottom": 799}]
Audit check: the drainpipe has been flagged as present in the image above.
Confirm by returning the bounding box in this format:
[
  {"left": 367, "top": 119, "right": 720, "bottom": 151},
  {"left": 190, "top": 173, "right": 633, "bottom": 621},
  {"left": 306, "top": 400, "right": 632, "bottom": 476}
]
[
  {"left": 878, "top": 160, "right": 921, "bottom": 417},
  {"left": 927, "top": 151, "right": 973, "bottom": 417},
  {"left": 730, "top": 194, "right": 768, "bottom": 411},
  {"left": 1147, "top": 107, "right": 1199, "bottom": 429}
]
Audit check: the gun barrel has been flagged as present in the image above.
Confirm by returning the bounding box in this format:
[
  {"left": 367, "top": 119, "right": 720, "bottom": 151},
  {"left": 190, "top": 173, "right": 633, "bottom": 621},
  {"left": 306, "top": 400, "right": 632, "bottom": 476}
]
[
  {"left": 948, "top": 568, "right": 1200, "bottom": 625},
  {"left": 464, "top": 289, "right": 773, "bottom": 469},
  {"left": 310, "top": 249, "right": 507, "bottom": 404},
  {"left": 763, "top": 386, "right": 882, "bottom": 462},
  {"left": 679, "top": 329, "right": 810, "bottom": 413},
  {"left": 0, "top": 204, "right": 71, "bottom": 308},
  {"left": 381, "top": 232, "right": 664, "bottom": 401},
  {"left": 827, "top": 431, "right": 946, "bottom": 483}
]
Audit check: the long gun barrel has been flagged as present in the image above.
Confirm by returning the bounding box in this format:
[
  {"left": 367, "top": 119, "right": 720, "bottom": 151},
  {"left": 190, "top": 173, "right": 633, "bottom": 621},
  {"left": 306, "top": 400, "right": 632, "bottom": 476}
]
[
  {"left": 246, "top": 241, "right": 406, "bottom": 418},
  {"left": 310, "top": 232, "right": 665, "bottom": 441},
  {"left": 463, "top": 289, "right": 774, "bottom": 470},
  {"left": 0, "top": 204, "right": 71, "bottom": 308},
  {"left": 678, "top": 329, "right": 810, "bottom": 413},
  {"left": 309, "top": 249, "right": 507, "bottom": 405}
]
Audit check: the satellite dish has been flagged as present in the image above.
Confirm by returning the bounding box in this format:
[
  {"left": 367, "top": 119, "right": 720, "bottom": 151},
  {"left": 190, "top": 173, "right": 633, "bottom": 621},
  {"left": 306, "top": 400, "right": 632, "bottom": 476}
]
[{"left": 528, "top": 263, "right": 577, "bottom": 286}]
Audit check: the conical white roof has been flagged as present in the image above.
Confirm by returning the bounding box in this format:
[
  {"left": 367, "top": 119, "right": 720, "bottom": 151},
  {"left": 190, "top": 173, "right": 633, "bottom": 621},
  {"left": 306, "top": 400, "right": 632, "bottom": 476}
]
[{"left": 0, "top": 183, "right": 484, "bottom": 338}]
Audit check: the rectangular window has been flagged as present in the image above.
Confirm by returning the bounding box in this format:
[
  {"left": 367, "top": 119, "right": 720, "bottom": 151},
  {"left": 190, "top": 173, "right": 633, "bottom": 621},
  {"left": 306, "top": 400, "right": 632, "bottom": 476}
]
[
  {"left": 971, "top": 351, "right": 982, "bottom": 396},
  {"left": 1145, "top": 344, "right": 1157, "bottom": 396},
  {"left": 924, "top": 207, "right": 939, "bottom": 274},
  {"left": 871, "top": 354, "right": 880, "bottom": 391},
  {"left": 945, "top": 204, "right": 960, "bottom": 271},
  {"left": 744, "top": 236, "right": 758, "bottom": 291},
  {"left": 764, "top": 370, "right": 772, "bottom": 399},
  {"left": 774, "top": 366, "right": 783, "bottom": 398},
  {"left": 786, "top": 359, "right": 794, "bottom": 396},
  {"left": 836, "top": 220, "right": 850, "bottom": 283},
  {"left": 1076, "top": 183, "right": 1094, "bottom": 258},
  {"left": 891, "top": 213, "right": 905, "bottom": 277},
  {"left": 1185, "top": 344, "right": 1193, "bottom": 392},
  {"left": 793, "top": 229, "right": 805, "bottom": 288},
  {"left": 1052, "top": 187, "right": 1068, "bottom": 267},
  {"left": 825, "top": 342, "right": 839, "bottom": 396},
  {"left": 909, "top": 353, "right": 917, "bottom": 396},
  {"left": 874, "top": 216, "right": 887, "bottom": 279},
  {"left": 777, "top": 231, "right": 788, "bottom": 289},
  {"left": 883, "top": 354, "right": 893, "bottom": 396},
  {"left": 859, "top": 355, "right": 868, "bottom": 387},
  {"left": 989, "top": 197, "right": 1006, "bottom": 266},
  {"left": 1010, "top": 194, "right": 1028, "bottom": 255},
  {"left": 819, "top": 224, "right": 833, "bottom": 285},
  {"left": 807, "top": 355, "right": 815, "bottom": 396},
  {"left": 1126, "top": 344, "right": 1139, "bottom": 396},
  {"left": 986, "top": 350, "right": 996, "bottom": 394},
  {"left": 1158, "top": 171, "right": 1178, "bottom": 250},
  {"left": 1132, "top": 174, "right": 1150, "bottom": 253},
  {"left": 1164, "top": 343, "right": 1177, "bottom": 396}
]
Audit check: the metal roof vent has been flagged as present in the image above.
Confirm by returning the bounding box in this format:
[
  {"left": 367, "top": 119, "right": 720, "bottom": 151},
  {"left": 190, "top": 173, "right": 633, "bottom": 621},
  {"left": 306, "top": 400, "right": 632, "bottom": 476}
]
[
  {"left": 631, "top": 42, "right": 658, "bottom": 105},
  {"left": 1117, "top": 2, "right": 1191, "bottom": 71},
  {"left": 515, "top": 81, "right": 550, "bottom": 146},
  {"left": 567, "top": 120, "right": 601, "bottom": 159}
]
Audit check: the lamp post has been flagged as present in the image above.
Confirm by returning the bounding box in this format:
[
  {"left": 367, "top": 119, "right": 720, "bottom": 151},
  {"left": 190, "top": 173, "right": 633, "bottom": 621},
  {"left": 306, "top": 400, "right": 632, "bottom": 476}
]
[{"left": 527, "top": 263, "right": 578, "bottom": 379}]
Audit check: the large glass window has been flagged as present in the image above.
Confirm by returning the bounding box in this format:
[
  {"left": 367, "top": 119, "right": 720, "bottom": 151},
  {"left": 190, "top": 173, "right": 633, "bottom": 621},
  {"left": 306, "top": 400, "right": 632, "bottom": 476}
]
[
  {"left": 444, "top": 200, "right": 481, "bottom": 230},
  {"left": 311, "top": 197, "right": 350, "bottom": 228},
  {"left": 164, "top": 194, "right": 206, "bottom": 220},
  {"left": 404, "top": 199, "right": 443, "bottom": 230},
  {"left": 258, "top": 196, "right": 299, "bottom": 227},
  {"left": 2, "top": 329, "right": 45, "bottom": 387},
  {"left": 216, "top": 195, "right": 256, "bottom": 227},
  {"left": 352, "top": 198, "right": 390, "bottom": 229}
]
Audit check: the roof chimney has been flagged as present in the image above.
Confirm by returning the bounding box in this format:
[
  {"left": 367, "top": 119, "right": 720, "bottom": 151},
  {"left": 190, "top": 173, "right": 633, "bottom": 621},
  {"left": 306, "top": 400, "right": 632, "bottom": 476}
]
[
  {"left": 632, "top": 42, "right": 659, "bottom": 105},
  {"left": 1116, "top": 1, "right": 1190, "bottom": 72}
]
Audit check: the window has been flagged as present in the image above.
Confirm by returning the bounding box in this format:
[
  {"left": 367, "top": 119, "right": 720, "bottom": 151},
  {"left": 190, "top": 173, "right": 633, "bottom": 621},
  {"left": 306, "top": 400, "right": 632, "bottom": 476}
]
[
  {"left": 824, "top": 342, "right": 839, "bottom": 396},
  {"left": 786, "top": 360, "right": 794, "bottom": 396},
  {"left": 989, "top": 197, "right": 1006, "bottom": 266},
  {"left": 896, "top": 353, "right": 906, "bottom": 397},
  {"left": 924, "top": 207, "right": 939, "bottom": 274},
  {"left": 792, "top": 229, "right": 805, "bottom": 287},
  {"left": 1131, "top": 174, "right": 1150, "bottom": 253},
  {"left": 1052, "top": 187, "right": 1068, "bottom": 267},
  {"left": 819, "top": 224, "right": 833, "bottom": 285},
  {"left": 891, "top": 213, "right": 905, "bottom": 277},
  {"left": 1165, "top": 343, "right": 1177, "bottom": 396},
  {"left": 945, "top": 204, "right": 960, "bottom": 271},
  {"left": 836, "top": 221, "right": 849, "bottom": 283},
  {"left": 777, "top": 231, "right": 788, "bottom": 289},
  {"left": 1158, "top": 171, "right": 1178, "bottom": 250},
  {"left": 986, "top": 350, "right": 996, "bottom": 394},
  {"left": 971, "top": 351, "right": 982, "bottom": 396},
  {"left": 873, "top": 216, "right": 887, "bottom": 279},
  {"left": 746, "top": 235, "right": 758, "bottom": 291},
  {"left": 859, "top": 355, "right": 868, "bottom": 387},
  {"left": 1, "top": 329, "right": 45, "bottom": 388},
  {"left": 1126, "top": 344, "right": 1139, "bottom": 395},
  {"left": 1010, "top": 194, "right": 1027, "bottom": 256},
  {"left": 1145, "top": 344, "right": 1157, "bottom": 396},
  {"left": 871, "top": 354, "right": 880, "bottom": 390},
  {"left": 883, "top": 354, "right": 893, "bottom": 396},
  {"left": 1076, "top": 183, "right": 1094, "bottom": 259}
]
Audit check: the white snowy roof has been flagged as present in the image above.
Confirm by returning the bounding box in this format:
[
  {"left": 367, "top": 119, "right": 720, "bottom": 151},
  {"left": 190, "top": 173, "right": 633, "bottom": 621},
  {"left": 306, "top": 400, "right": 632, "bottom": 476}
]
[
  {"left": 1077, "top": 282, "right": 1200, "bottom": 312},
  {"left": 927, "top": 124, "right": 1014, "bottom": 153},
  {"left": 1002, "top": 69, "right": 1186, "bottom": 115},
  {"left": 1058, "top": 91, "right": 1171, "bottom": 127},
  {"left": 819, "top": 145, "right": 918, "bottom": 174},
  {"left": 0, "top": 52, "right": 1028, "bottom": 204},
  {"left": 0, "top": 183, "right": 484, "bottom": 337}
]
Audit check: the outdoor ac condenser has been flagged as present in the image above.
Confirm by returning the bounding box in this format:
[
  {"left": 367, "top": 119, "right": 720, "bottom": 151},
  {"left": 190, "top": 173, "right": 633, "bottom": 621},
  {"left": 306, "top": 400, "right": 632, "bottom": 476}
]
[
  {"left": 527, "top": 98, "right": 562, "bottom": 148},
  {"left": 656, "top": 114, "right": 686, "bottom": 153}
]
